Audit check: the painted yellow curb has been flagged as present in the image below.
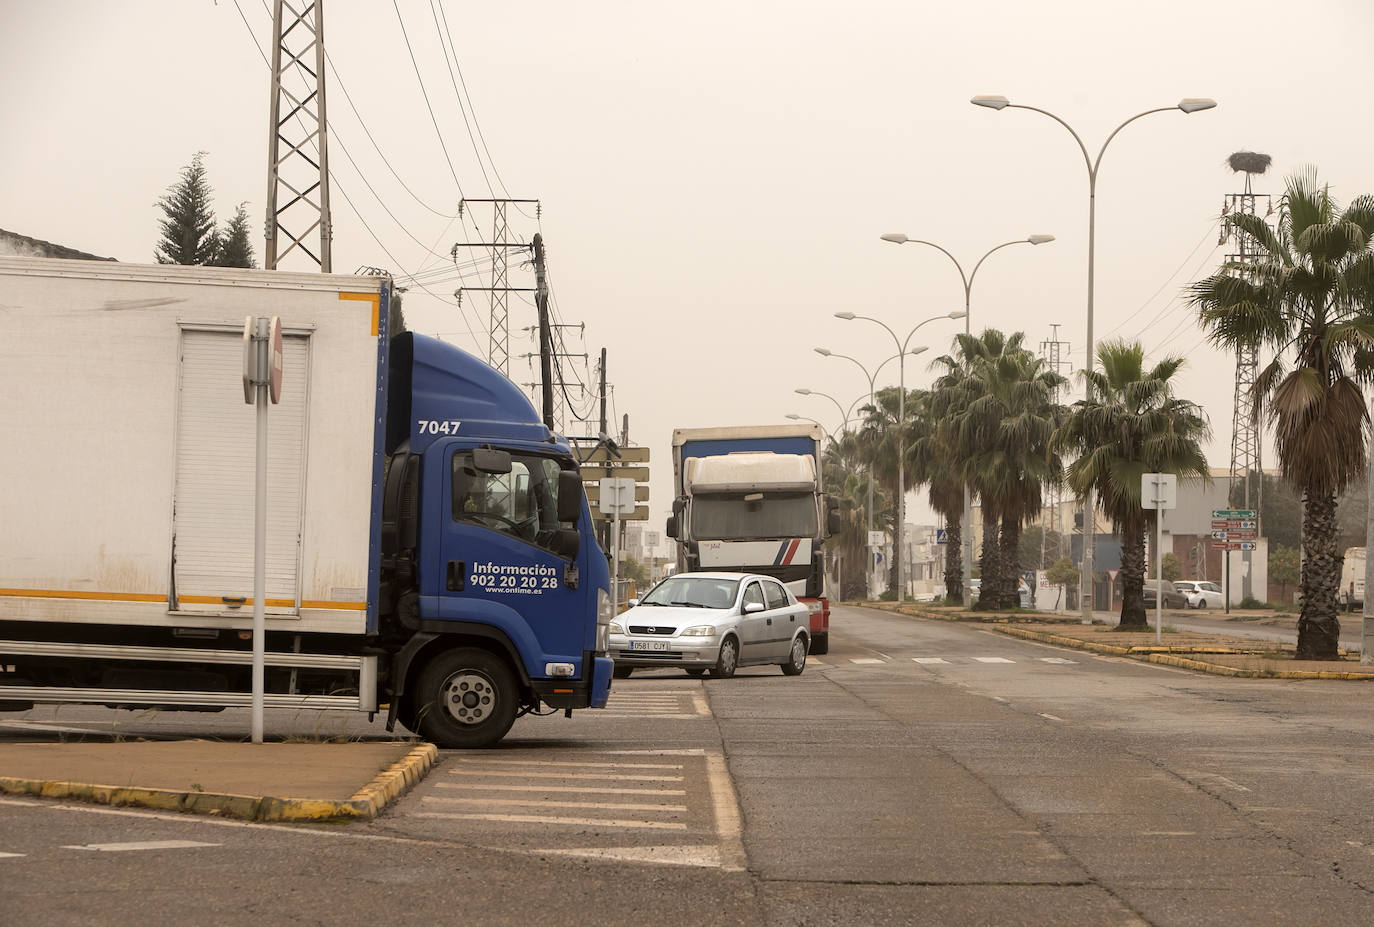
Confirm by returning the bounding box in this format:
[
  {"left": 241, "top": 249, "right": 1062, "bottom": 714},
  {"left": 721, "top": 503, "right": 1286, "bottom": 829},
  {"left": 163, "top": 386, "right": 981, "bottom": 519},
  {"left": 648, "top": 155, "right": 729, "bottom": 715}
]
[
  {"left": 992, "top": 626, "right": 1374, "bottom": 680},
  {"left": 0, "top": 742, "right": 439, "bottom": 822}
]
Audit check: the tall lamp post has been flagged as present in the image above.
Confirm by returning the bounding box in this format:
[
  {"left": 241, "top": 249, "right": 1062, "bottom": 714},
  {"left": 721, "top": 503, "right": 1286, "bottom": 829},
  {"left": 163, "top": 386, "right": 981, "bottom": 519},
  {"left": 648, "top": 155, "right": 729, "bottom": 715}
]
[
  {"left": 971, "top": 94, "right": 1216, "bottom": 623},
  {"left": 879, "top": 234, "right": 1054, "bottom": 607},
  {"left": 813, "top": 348, "right": 914, "bottom": 599},
  {"left": 834, "top": 309, "right": 962, "bottom": 602}
]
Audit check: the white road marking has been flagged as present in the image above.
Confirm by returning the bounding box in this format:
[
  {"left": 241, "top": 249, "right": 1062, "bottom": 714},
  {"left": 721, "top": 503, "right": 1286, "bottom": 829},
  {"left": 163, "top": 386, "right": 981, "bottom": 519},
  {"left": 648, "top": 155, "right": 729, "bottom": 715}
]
[
  {"left": 453, "top": 758, "right": 683, "bottom": 770},
  {"left": 849, "top": 658, "right": 885, "bottom": 664},
  {"left": 806, "top": 657, "right": 824, "bottom": 665},
  {"left": 415, "top": 812, "right": 688, "bottom": 830},
  {"left": 913, "top": 657, "right": 949, "bottom": 664},
  {"left": 1038, "top": 657, "right": 1078, "bottom": 664},
  {"left": 531, "top": 844, "right": 724, "bottom": 869},
  {"left": 63, "top": 840, "right": 219, "bottom": 852},
  {"left": 423, "top": 796, "right": 687, "bottom": 813},
  {"left": 0, "top": 852, "right": 25, "bottom": 859},
  {"left": 991, "top": 696, "right": 1009, "bottom": 703},
  {"left": 447, "top": 770, "right": 681, "bottom": 782},
  {"left": 435, "top": 782, "right": 685, "bottom": 796},
  {"left": 974, "top": 657, "right": 1015, "bottom": 664},
  {"left": 1195, "top": 774, "right": 1251, "bottom": 792},
  {"left": 1142, "top": 831, "right": 1197, "bottom": 836},
  {"left": 1038, "top": 713, "right": 1065, "bottom": 722}
]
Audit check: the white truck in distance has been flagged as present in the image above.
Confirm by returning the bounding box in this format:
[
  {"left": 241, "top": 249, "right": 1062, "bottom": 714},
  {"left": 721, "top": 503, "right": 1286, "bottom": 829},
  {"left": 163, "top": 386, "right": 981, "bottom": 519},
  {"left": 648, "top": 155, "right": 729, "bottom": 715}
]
[{"left": 667, "top": 425, "right": 839, "bottom": 654}]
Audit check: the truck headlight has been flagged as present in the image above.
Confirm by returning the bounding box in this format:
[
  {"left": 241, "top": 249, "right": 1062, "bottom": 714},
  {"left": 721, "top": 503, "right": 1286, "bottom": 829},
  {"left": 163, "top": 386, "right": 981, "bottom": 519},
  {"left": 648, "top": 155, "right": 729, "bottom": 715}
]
[
  {"left": 595, "top": 588, "right": 613, "bottom": 653},
  {"left": 679, "top": 625, "right": 716, "bottom": 637}
]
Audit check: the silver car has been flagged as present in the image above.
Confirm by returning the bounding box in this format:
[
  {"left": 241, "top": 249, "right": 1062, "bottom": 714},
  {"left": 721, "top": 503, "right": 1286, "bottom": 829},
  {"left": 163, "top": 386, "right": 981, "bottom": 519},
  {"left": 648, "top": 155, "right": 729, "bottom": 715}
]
[
  {"left": 1174, "top": 580, "right": 1224, "bottom": 609},
  {"left": 608, "top": 572, "right": 810, "bottom": 679}
]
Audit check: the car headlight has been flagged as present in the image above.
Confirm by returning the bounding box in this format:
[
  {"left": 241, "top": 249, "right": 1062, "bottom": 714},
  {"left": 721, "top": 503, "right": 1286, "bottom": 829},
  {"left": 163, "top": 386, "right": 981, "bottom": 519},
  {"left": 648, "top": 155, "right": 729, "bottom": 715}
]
[
  {"left": 608, "top": 620, "right": 625, "bottom": 635},
  {"left": 679, "top": 625, "right": 716, "bottom": 637}
]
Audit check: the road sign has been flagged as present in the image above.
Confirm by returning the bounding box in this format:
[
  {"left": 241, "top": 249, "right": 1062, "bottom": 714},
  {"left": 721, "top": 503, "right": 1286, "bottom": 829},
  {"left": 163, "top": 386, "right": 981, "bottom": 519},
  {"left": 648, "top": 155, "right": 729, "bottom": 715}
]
[
  {"left": 935, "top": 528, "right": 948, "bottom": 545},
  {"left": 868, "top": 530, "right": 885, "bottom": 548},
  {"left": 1141, "top": 473, "right": 1177, "bottom": 510},
  {"left": 598, "top": 477, "right": 637, "bottom": 516},
  {"left": 584, "top": 483, "right": 650, "bottom": 504},
  {"left": 581, "top": 465, "right": 650, "bottom": 483},
  {"left": 1212, "top": 509, "right": 1256, "bottom": 519},
  {"left": 1211, "top": 530, "right": 1229, "bottom": 540},
  {"left": 580, "top": 446, "right": 651, "bottom": 464},
  {"left": 1227, "top": 529, "right": 1257, "bottom": 540},
  {"left": 1214, "top": 542, "right": 1242, "bottom": 550},
  {"left": 597, "top": 506, "right": 650, "bottom": 521},
  {"left": 1239, "top": 542, "right": 1257, "bottom": 551}
]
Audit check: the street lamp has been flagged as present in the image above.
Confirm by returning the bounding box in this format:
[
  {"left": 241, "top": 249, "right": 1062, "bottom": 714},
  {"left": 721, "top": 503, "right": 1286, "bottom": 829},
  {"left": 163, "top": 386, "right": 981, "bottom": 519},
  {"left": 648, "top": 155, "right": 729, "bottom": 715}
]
[
  {"left": 813, "top": 347, "right": 918, "bottom": 600},
  {"left": 879, "top": 234, "right": 1053, "bottom": 607},
  {"left": 971, "top": 94, "right": 1216, "bottom": 623},
  {"left": 834, "top": 309, "right": 959, "bottom": 602}
]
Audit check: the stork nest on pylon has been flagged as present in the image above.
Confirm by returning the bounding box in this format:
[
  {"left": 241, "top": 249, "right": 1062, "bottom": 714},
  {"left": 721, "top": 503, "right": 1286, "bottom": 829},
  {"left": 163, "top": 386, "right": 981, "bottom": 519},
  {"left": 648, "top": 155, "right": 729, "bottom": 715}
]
[{"left": 1227, "top": 151, "right": 1272, "bottom": 174}]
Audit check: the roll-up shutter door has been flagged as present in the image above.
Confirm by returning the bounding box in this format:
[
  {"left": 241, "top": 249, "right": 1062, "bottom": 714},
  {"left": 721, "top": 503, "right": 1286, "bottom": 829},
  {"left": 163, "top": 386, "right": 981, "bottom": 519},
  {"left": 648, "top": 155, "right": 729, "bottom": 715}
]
[{"left": 172, "top": 328, "right": 308, "bottom": 614}]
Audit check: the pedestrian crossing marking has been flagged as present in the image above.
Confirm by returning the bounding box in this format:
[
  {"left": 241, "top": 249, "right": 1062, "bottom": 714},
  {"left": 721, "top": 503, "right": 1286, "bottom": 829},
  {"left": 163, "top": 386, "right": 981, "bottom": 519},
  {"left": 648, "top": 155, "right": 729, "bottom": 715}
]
[
  {"left": 849, "top": 658, "right": 885, "bottom": 664},
  {"left": 913, "top": 657, "right": 949, "bottom": 664},
  {"left": 423, "top": 796, "right": 687, "bottom": 813},
  {"left": 1038, "top": 657, "right": 1078, "bottom": 664},
  {"left": 436, "top": 782, "right": 685, "bottom": 796},
  {"left": 416, "top": 812, "right": 688, "bottom": 830},
  {"left": 973, "top": 657, "right": 1015, "bottom": 664}
]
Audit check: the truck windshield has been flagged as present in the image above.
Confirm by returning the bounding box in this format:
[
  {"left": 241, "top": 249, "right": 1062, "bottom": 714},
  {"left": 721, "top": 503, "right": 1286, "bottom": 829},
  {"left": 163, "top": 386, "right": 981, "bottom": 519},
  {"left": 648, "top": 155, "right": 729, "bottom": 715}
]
[
  {"left": 642, "top": 576, "right": 740, "bottom": 609},
  {"left": 452, "top": 452, "right": 573, "bottom": 551},
  {"left": 690, "top": 492, "right": 817, "bottom": 540}
]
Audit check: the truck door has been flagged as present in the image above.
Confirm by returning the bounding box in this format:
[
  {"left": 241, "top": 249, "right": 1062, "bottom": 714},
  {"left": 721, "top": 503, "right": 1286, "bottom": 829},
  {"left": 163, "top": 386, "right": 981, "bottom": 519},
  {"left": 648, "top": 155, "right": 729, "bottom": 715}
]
[
  {"left": 171, "top": 327, "right": 308, "bottom": 616},
  {"left": 437, "top": 448, "right": 587, "bottom": 675}
]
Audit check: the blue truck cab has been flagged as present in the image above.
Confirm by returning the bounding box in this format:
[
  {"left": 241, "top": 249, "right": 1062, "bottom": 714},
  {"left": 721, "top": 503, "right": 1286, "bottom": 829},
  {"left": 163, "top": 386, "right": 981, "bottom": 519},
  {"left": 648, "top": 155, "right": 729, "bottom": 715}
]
[{"left": 380, "top": 333, "right": 613, "bottom": 747}]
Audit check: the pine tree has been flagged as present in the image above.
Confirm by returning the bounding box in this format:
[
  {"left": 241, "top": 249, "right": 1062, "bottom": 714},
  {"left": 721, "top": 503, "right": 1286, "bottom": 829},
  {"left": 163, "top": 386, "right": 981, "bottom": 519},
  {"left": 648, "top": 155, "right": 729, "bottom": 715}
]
[
  {"left": 154, "top": 152, "right": 220, "bottom": 265},
  {"left": 214, "top": 202, "right": 256, "bottom": 268}
]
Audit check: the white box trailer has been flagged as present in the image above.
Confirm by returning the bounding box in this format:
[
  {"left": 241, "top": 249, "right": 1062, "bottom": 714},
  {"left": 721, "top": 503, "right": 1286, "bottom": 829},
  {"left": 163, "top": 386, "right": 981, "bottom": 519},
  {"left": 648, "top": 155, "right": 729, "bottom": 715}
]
[{"left": 0, "top": 256, "right": 384, "bottom": 710}]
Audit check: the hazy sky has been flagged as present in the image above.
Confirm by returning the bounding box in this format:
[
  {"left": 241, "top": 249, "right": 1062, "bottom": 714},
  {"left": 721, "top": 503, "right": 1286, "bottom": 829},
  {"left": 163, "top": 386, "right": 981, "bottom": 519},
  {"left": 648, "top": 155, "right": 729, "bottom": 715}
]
[{"left": 6, "top": 0, "right": 1374, "bottom": 537}]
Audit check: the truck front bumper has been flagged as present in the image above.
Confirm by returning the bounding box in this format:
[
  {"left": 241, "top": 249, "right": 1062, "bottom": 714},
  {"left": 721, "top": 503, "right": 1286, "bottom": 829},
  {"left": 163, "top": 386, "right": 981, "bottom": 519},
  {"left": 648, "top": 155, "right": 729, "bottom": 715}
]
[{"left": 532, "top": 655, "right": 612, "bottom": 709}]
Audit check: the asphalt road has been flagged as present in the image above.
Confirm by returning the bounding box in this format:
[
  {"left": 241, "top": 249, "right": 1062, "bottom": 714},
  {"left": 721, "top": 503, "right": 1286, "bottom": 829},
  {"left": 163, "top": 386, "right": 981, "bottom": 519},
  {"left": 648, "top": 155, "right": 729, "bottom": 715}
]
[{"left": 6, "top": 605, "right": 1374, "bottom": 925}]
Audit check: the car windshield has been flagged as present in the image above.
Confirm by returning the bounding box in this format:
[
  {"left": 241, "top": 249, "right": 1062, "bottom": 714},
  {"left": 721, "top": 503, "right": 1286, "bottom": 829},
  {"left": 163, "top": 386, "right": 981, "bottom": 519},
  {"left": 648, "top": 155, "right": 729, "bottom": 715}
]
[{"left": 641, "top": 577, "right": 741, "bottom": 610}]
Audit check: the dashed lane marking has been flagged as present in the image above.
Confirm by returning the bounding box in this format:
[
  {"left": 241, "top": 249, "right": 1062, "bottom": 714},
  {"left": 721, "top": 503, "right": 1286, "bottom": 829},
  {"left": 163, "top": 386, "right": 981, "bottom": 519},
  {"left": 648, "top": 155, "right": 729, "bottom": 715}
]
[
  {"left": 0, "top": 852, "right": 24, "bottom": 858},
  {"left": 849, "top": 658, "right": 885, "bottom": 664},
  {"left": 1038, "top": 657, "right": 1078, "bottom": 664},
  {"left": 1039, "top": 713, "right": 1065, "bottom": 722},
  {"left": 62, "top": 840, "right": 220, "bottom": 852},
  {"left": 973, "top": 657, "right": 1015, "bottom": 664},
  {"left": 913, "top": 657, "right": 949, "bottom": 664}
]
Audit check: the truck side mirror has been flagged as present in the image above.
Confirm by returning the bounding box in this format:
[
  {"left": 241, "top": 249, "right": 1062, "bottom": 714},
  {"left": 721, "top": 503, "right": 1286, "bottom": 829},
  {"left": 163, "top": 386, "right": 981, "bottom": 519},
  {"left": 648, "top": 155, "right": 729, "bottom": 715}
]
[
  {"left": 666, "top": 515, "right": 679, "bottom": 539},
  {"left": 825, "top": 495, "right": 841, "bottom": 536},
  {"left": 558, "top": 470, "right": 583, "bottom": 524}
]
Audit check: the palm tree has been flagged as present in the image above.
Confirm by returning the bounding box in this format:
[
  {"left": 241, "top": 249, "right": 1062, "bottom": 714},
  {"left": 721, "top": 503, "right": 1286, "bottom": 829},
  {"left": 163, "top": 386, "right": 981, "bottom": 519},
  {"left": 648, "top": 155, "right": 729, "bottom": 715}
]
[
  {"left": 822, "top": 432, "right": 890, "bottom": 599},
  {"left": 1051, "top": 340, "right": 1211, "bottom": 630},
  {"left": 933, "top": 330, "right": 1065, "bottom": 609},
  {"left": 1189, "top": 169, "right": 1374, "bottom": 657},
  {"left": 857, "top": 386, "right": 910, "bottom": 594},
  {"left": 908, "top": 388, "right": 967, "bottom": 601}
]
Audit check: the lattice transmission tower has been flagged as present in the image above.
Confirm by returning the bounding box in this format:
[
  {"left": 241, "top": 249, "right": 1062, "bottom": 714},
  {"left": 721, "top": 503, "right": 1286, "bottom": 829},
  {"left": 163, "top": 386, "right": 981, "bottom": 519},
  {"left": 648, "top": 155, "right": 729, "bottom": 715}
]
[
  {"left": 1040, "top": 324, "right": 1071, "bottom": 564},
  {"left": 1222, "top": 151, "right": 1273, "bottom": 600},
  {"left": 265, "top": 0, "right": 332, "bottom": 271},
  {"left": 453, "top": 199, "right": 539, "bottom": 375},
  {"left": 1222, "top": 153, "right": 1273, "bottom": 519}
]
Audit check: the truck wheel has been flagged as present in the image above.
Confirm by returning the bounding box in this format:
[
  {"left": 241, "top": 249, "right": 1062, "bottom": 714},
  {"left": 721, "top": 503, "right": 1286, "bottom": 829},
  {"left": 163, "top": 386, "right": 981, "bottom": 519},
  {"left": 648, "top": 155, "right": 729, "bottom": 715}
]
[
  {"left": 810, "top": 632, "right": 828, "bottom": 655},
  {"left": 712, "top": 636, "right": 739, "bottom": 679},
  {"left": 613, "top": 664, "right": 634, "bottom": 679},
  {"left": 780, "top": 636, "right": 807, "bottom": 676},
  {"left": 413, "top": 648, "right": 518, "bottom": 749}
]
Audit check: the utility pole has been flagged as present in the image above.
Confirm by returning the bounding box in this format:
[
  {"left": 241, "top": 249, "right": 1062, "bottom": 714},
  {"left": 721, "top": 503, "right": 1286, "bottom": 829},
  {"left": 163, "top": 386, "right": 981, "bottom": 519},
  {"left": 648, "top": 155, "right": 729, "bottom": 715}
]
[
  {"left": 265, "top": 0, "right": 331, "bottom": 271},
  {"left": 1040, "top": 324, "right": 1071, "bottom": 568},
  {"left": 532, "top": 234, "right": 554, "bottom": 429}
]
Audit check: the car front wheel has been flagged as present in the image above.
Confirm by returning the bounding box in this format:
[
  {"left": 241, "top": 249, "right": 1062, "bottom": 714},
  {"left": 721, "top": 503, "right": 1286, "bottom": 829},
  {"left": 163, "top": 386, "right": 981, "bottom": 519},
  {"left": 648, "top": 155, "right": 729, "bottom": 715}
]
[
  {"left": 781, "top": 636, "right": 807, "bottom": 676},
  {"left": 712, "top": 636, "right": 739, "bottom": 678}
]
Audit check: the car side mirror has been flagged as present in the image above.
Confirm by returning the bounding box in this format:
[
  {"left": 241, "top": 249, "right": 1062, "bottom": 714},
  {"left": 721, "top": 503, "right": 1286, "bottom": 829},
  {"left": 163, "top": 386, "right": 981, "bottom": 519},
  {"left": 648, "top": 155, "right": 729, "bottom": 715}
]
[
  {"left": 557, "top": 470, "right": 583, "bottom": 524},
  {"left": 627, "top": 598, "right": 639, "bottom": 608},
  {"left": 743, "top": 602, "right": 765, "bottom": 614}
]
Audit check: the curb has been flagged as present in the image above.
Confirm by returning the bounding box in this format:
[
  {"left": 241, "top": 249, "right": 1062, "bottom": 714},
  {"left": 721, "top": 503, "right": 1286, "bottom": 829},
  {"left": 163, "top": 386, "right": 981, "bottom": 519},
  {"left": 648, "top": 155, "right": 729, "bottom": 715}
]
[
  {"left": 0, "top": 742, "right": 439, "bottom": 822},
  {"left": 993, "top": 626, "right": 1374, "bottom": 680}
]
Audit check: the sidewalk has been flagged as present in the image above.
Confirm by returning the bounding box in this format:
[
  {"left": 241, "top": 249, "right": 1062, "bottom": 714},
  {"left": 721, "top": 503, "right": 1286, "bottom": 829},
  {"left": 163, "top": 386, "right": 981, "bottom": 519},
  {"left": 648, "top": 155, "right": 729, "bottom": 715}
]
[
  {"left": 858, "top": 601, "right": 1374, "bottom": 680},
  {"left": 0, "top": 739, "right": 437, "bottom": 822}
]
